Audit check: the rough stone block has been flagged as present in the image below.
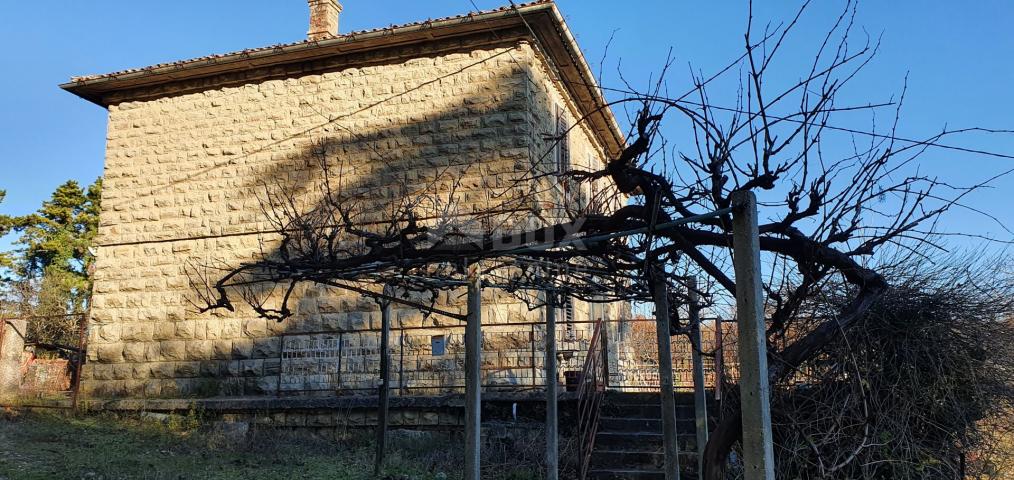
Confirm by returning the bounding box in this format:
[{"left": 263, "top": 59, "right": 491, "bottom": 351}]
[
  {"left": 131, "top": 364, "right": 149, "bottom": 380},
  {"left": 144, "top": 342, "right": 162, "bottom": 362},
  {"left": 186, "top": 340, "right": 214, "bottom": 360},
  {"left": 97, "top": 324, "right": 121, "bottom": 342},
  {"left": 205, "top": 320, "right": 224, "bottom": 340},
  {"left": 243, "top": 319, "right": 268, "bottom": 338},
  {"left": 160, "top": 340, "right": 186, "bottom": 361},
  {"left": 175, "top": 321, "right": 195, "bottom": 340},
  {"left": 221, "top": 319, "right": 242, "bottom": 338},
  {"left": 150, "top": 362, "right": 175, "bottom": 379},
  {"left": 252, "top": 337, "right": 280, "bottom": 358},
  {"left": 91, "top": 364, "right": 114, "bottom": 381},
  {"left": 153, "top": 322, "right": 176, "bottom": 340},
  {"left": 241, "top": 359, "right": 263, "bottom": 377},
  {"left": 212, "top": 340, "right": 232, "bottom": 359},
  {"left": 143, "top": 380, "right": 161, "bottom": 397},
  {"left": 122, "top": 342, "right": 146, "bottom": 362},
  {"left": 95, "top": 343, "right": 125, "bottom": 363},
  {"left": 175, "top": 362, "right": 199, "bottom": 378},
  {"left": 231, "top": 339, "right": 253, "bottom": 359}
]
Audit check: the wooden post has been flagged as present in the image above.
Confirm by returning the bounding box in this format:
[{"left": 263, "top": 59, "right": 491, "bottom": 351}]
[
  {"left": 731, "top": 190, "right": 776, "bottom": 479},
  {"left": 650, "top": 262, "right": 681, "bottom": 480},
  {"left": 374, "top": 290, "right": 393, "bottom": 476},
  {"left": 688, "top": 277, "right": 709, "bottom": 480},
  {"left": 544, "top": 291, "right": 559, "bottom": 480},
  {"left": 464, "top": 263, "right": 483, "bottom": 480}
]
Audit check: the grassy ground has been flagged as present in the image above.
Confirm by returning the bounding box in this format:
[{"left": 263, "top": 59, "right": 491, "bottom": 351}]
[{"left": 0, "top": 408, "right": 540, "bottom": 480}]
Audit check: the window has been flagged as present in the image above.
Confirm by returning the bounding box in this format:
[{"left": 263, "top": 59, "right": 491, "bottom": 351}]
[
  {"left": 555, "top": 104, "right": 570, "bottom": 174},
  {"left": 586, "top": 152, "right": 598, "bottom": 210},
  {"left": 431, "top": 335, "right": 446, "bottom": 356},
  {"left": 554, "top": 103, "right": 579, "bottom": 215}
]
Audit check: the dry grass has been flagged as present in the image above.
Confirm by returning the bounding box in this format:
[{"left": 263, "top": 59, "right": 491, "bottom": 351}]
[{"left": 0, "top": 408, "right": 542, "bottom": 480}]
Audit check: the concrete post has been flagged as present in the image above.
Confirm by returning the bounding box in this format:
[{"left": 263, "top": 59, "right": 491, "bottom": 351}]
[
  {"left": 374, "top": 291, "right": 392, "bottom": 476},
  {"left": 464, "top": 263, "right": 483, "bottom": 480},
  {"left": 731, "top": 190, "right": 776, "bottom": 479},
  {"left": 650, "top": 263, "right": 681, "bottom": 480},
  {"left": 688, "top": 277, "right": 709, "bottom": 479},
  {"left": 71, "top": 315, "right": 89, "bottom": 410},
  {"left": 714, "top": 318, "right": 724, "bottom": 402},
  {"left": 0, "top": 319, "right": 26, "bottom": 400},
  {"left": 544, "top": 291, "right": 559, "bottom": 480}
]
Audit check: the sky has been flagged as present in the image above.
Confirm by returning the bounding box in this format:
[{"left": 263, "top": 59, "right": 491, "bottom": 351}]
[{"left": 0, "top": 0, "right": 1012, "bottom": 254}]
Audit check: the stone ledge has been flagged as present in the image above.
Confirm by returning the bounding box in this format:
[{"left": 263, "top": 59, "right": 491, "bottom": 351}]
[{"left": 84, "top": 391, "right": 578, "bottom": 413}]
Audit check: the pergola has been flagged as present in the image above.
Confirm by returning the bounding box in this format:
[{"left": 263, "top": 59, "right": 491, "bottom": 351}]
[{"left": 364, "top": 191, "right": 774, "bottom": 480}]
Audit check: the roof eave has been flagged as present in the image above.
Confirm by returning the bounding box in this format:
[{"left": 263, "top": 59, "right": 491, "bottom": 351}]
[
  {"left": 59, "top": 3, "right": 556, "bottom": 104},
  {"left": 60, "top": 2, "right": 625, "bottom": 155}
]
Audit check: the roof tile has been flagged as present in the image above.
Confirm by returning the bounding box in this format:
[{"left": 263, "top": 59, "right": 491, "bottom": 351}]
[{"left": 70, "top": 1, "right": 553, "bottom": 83}]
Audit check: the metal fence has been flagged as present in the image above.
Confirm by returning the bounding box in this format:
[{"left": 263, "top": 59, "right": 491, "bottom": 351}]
[
  {"left": 1, "top": 314, "right": 744, "bottom": 402},
  {"left": 608, "top": 318, "right": 740, "bottom": 392},
  {"left": 277, "top": 318, "right": 741, "bottom": 396},
  {"left": 278, "top": 320, "right": 601, "bottom": 395}
]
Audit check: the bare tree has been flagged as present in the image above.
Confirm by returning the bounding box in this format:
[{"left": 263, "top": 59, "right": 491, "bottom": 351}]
[{"left": 767, "top": 253, "right": 1014, "bottom": 479}]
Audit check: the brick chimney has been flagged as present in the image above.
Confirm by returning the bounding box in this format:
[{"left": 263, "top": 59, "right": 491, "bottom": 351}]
[{"left": 307, "top": 0, "right": 342, "bottom": 40}]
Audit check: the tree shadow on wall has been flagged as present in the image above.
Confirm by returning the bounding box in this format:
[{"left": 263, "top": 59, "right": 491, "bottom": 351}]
[{"left": 173, "top": 58, "right": 560, "bottom": 399}]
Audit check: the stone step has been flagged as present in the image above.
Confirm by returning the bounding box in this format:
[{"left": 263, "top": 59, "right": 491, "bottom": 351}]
[
  {"left": 593, "top": 393, "right": 711, "bottom": 479},
  {"left": 602, "top": 402, "right": 697, "bottom": 419},
  {"left": 588, "top": 468, "right": 665, "bottom": 480},
  {"left": 590, "top": 449, "right": 664, "bottom": 470},
  {"left": 588, "top": 460, "right": 697, "bottom": 478},
  {"left": 594, "top": 431, "right": 698, "bottom": 451},
  {"left": 599, "top": 416, "right": 661, "bottom": 433},
  {"left": 598, "top": 416, "right": 696, "bottom": 433},
  {"left": 590, "top": 450, "right": 699, "bottom": 470},
  {"left": 595, "top": 431, "right": 662, "bottom": 451}
]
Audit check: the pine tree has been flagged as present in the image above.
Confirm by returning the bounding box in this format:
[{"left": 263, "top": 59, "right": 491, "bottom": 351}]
[
  {"left": 13, "top": 179, "right": 102, "bottom": 315},
  {"left": 0, "top": 189, "right": 14, "bottom": 273}
]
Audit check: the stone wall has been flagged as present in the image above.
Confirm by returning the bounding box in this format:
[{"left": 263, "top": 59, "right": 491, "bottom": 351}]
[
  {"left": 83, "top": 33, "right": 625, "bottom": 399},
  {"left": 0, "top": 320, "right": 27, "bottom": 398}
]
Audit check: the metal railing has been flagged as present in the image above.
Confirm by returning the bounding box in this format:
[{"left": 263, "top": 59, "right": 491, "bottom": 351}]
[
  {"left": 608, "top": 318, "right": 740, "bottom": 392},
  {"left": 275, "top": 317, "right": 740, "bottom": 397},
  {"left": 576, "top": 318, "right": 607, "bottom": 480}
]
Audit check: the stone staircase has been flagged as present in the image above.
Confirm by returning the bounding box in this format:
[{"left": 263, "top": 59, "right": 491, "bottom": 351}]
[{"left": 587, "top": 392, "right": 702, "bottom": 479}]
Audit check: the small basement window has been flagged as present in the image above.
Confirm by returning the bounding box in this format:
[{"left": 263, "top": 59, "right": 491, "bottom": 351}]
[{"left": 431, "top": 335, "right": 446, "bottom": 356}]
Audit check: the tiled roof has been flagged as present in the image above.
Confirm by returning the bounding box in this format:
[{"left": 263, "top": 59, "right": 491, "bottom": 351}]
[
  {"left": 70, "top": 1, "right": 553, "bottom": 83},
  {"left": 61, "top": 0, "right": 625, "bottom": 156}
]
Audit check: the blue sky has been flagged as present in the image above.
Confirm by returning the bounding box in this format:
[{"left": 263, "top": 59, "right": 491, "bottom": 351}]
[{"left": 1, "top": 1, "right": 1012, "bottom": 251}]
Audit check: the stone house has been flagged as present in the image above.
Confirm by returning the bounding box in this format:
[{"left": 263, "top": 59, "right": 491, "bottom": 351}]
[{"left": 61, "top": 1, "right": 629, "bottom": 401}]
